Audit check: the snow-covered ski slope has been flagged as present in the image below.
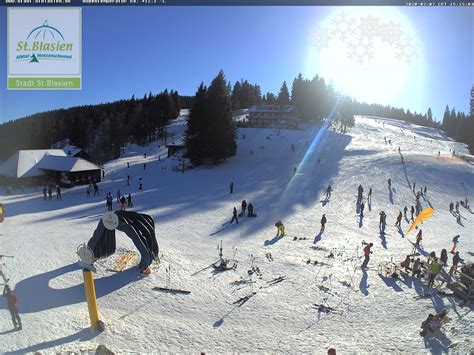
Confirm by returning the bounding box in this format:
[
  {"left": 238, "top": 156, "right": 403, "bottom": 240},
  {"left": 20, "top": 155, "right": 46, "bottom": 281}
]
[{"left": 0, "top": 115, "right": 473, "bottom": 353}]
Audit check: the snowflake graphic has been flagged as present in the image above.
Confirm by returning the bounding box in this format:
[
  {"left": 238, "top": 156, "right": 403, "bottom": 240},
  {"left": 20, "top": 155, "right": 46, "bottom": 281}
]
[{"left": 312, "top": 13, "right": 422, "bottom": 67}]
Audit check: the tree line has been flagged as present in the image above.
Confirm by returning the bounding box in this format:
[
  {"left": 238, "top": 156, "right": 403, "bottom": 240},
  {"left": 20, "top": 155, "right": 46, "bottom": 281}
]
[
  {"left": 442, "top": 105, "right": 474, "bottom": 155},
  {"left": 0, "top": 90, "right": 184, "bottom": 162}
]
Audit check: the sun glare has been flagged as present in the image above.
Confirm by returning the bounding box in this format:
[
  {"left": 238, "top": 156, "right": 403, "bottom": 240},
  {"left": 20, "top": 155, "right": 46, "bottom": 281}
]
[{"left": 310, "top": 8, "right": 423, "bottom": 105}]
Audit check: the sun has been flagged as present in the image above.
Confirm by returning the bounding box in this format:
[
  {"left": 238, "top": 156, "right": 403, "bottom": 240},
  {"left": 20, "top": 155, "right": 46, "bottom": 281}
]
[{"left": 311, "top": 8, "right": 423, "bottom": 106}]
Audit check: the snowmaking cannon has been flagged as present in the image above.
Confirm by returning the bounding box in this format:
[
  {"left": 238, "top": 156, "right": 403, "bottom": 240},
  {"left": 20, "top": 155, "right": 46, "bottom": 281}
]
[{"left": 76, "top": 210, "right": 159, "bottom": 331}]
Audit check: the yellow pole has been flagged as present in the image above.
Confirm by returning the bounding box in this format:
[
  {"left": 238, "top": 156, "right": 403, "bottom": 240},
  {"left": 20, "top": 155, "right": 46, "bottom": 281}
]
[{"left": 83, "top": 269, "right": 99, "bottom": 328}]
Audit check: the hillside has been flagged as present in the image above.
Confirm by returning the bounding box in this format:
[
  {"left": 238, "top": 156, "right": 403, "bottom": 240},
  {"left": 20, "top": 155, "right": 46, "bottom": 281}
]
[{"left": 0, "top": 115, "right": 473, "bottom": 353}]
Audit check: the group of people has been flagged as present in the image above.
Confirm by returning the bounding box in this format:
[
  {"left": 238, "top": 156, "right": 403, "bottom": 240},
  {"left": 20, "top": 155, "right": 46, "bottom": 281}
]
[
  {"left": 230, "top": 199, "right": 256, "bottom": 224},
  {"left": 105, "top": 191, "right": 133, "bottom": 211},
  {"left": 86, "top": 182, "right": 100, "bottom": 197},
  {"left": 42, "top": 184, "right": 62, "bottom": 200},
  {"left": 449, "top": 197, "right": 469, "bottom": 224}
]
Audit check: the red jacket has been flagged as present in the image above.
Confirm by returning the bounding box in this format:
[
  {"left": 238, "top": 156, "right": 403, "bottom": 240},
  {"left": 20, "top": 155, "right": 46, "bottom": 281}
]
[{"left": 364, "top": 244, "right": 372, "bottom": 257}]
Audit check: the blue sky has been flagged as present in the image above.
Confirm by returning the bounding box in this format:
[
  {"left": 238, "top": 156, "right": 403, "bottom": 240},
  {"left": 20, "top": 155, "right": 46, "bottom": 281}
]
[{"left": 0, "top": 6, "right": 472, "bottom": 123}]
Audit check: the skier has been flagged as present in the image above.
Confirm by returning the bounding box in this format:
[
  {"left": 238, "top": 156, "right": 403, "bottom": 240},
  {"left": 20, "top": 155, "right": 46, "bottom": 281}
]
[
  {"left": 119, "top": 195, "right": 126, "bottom": 211},
  {"left": 127, "top": 175, "right": 130, "bottom": 186},
  {"left": 293, "top": 167, "right": 297, "bottom": 175},
  {"left": 93, "top": 183, "right": 99, "bottom": 196},
  {"left": 403, "top": 206, "right": 408, "bottom": 219},
  {"left": 275, "top": 220, "right": 285, "bottom": 237},
  {"left": 48, "top": 186, "right": 52, "bottom": 200},
  {"left": 423, "top": 186, "right": 427, "bottom": 197},
  {"left": 455, "top": 201, "right": 459, "bottom": 213},
  {"left": 102, "top": 170, "right": 105, "bottom": 179},
  {"left": 42, "top": 186, "right": 47, "bottom": 200},
  {"left": 360, "top": 202, "right": 365, "bottom": 218},
  {"left": 388, "top": 178, "right": 392, "bottom": 189},
  {"left": 139, "top": 177, "right": 143, "bottom": 190},
  {"left": 240, "top": 200, "right": 247, "bottom": 217},
  {"left": 398, "top": 146, "right": 401, "bottom": 153},
  {"left": 144, "top": 163, "right": 147, "bottom": 170},
  {"left": 395, "top": 211, "right": 402, "bottom": 228},
  {"left": 86, "top": 184, "right": 91, "bottom": 198},
  {"left": 230, "top": 207, "right": 239, "bottom": 224},
  {"left": 450, "top": 235, "right": 460, "bottom": 254},
  {"left": 326, "top": 185, "right": 332, "bottom": 199},
  {"left": 410, "top": 205, "right": 415, "bottom": 221},
  {"left": 127, "top": 162, "right": 130, "bottom": 168},
  {"left": 412, "top": 258, "right": 422, "bottom": 278},
  {"left": 357, "top": 185, "right": 364, "bottom": 204},
  {"left": 56, "top": 185, "right": 61, "bottom": 200},
  {"left": 247, "top": 202, "right": 255, "bottom": 217},
  {"left": 230, "top": 182, "right": 234, "bottom": 194},
  {"left": 361, "top": 243, "right": 373, "bottom": 269},
  {"left": 367, "top": 187, "right": 372, "bottom": 204},
  {"left": 415, "top": 229, "right": 423, "bottom": 246},
  {"left": 415, "top": 201, "right": 421, "bottom": 216},
  {"left": 449, "top": 252, "right": 460, "bottom": 276},
  {"left": 3, "top": 285, "right": 21, "bottom": 330},
  {"left": 413, "top": 181, "right": 416, "bottom": 192},
  {"left": 440, "top": 249, "right": 448, "bottom": 267},
  {"left": 320, "top": 214, "right": 327, "bottom": 232},
  {"left": 427, "top": 258, "right": 441, "bottom": 288},
  {"left": 106, "top": 192, "right": 113, "bottom": 211},
  {"left": 379, "top": 211, "right": 387, "bottom": 233},
  {"left": 127, "top": 193, "right": 133, "bottom": 208},
  {"left": 449, "top": 202, "right": 454, "bottom": 213},
  {"left": 116, "top": 189, "right": 121, "bottom": 203}
]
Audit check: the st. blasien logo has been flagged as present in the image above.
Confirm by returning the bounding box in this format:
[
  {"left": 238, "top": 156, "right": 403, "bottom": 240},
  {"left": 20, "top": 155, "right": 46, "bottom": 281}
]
[{"left": 15, "top": 20, "right": 74, "bottom": 63}]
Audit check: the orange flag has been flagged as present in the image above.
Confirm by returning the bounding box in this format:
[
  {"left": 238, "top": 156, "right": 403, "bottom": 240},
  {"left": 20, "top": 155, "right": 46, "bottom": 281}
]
[{"left": 407, "top": 207, "right": 434, "bottom": 234}]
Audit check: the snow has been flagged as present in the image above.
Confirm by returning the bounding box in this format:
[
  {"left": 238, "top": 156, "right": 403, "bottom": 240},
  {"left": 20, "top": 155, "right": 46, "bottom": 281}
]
[
  {"left": 0, "top": 115, "right": 473, "bottom": 353},
  {"left": 36, "top": 156, "right": 100, "bottom": 173},
  {"left": 0, "top": 150, "right": 67, "bottom": 178}
]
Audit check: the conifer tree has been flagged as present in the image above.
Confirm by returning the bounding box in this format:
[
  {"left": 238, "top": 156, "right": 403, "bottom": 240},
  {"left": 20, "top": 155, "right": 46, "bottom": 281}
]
[
  {"left": 206, "top": 70, "right": 237, "bottom": 163},
  {"left": 185, "top": 83, "right": 207, "bottom": 164},
  {"left": 277, "top": 81, "right": 290, "bottom": 105}
]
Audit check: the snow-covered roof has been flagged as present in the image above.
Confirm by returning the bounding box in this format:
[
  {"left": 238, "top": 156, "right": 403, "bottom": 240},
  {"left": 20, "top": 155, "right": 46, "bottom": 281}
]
[
  {"left": 36, "top": 155, "right": 101, "bottom": 172},
  {"left": 62, "top": 144, "right": 82, "bottom": 156},
  {"left": 249, "top": 105, "right": 297, "bottom": 113},
  {"left": 0, "top": 150, "right": 67, "bottom": 178}
]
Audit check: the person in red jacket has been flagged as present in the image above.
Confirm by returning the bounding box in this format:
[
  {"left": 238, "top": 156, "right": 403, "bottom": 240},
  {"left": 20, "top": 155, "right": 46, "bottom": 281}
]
[
  {"left": 361, "top": 243, "right": 373, "bottom": 269},
  {"left": 3, "top": 284, "right": 22, "bottom": 330}
]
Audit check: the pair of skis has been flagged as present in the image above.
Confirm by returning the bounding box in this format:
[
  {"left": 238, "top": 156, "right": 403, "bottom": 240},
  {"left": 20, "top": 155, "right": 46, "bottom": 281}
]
[
  {"left": 230, "top": 276, "right": 287, "bottom": 307},
  {"left": 310, "top": 303, "right": 343, "bottom": 316}
]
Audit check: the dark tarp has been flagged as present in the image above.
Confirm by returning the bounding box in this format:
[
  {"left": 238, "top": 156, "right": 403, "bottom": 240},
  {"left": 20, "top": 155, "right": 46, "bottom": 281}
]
[{"left": 88, "top": 211, "right": 159, "bottom": 272}]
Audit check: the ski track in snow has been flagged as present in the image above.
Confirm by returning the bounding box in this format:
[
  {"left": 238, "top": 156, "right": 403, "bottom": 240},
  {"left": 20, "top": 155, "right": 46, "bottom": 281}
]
[{"left": 0, "top": 115, "right": 473, "bottom": 353}]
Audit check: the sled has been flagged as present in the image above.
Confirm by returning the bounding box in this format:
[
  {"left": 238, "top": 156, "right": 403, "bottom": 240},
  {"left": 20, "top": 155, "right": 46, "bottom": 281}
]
[{"left": 111, "top": 252, "right": 138, "bottom": 272}]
